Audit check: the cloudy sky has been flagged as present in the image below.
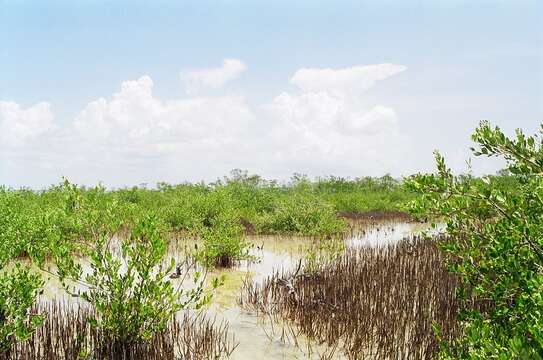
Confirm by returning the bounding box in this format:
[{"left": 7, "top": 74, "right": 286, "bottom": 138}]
[{"left": 1, "top": 0, "right": 541, "bottom": 188}]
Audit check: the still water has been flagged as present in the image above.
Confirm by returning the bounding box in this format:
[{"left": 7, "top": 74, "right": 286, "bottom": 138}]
[{"left": 36, "top": 220, "right": 434, "bottom": 359}]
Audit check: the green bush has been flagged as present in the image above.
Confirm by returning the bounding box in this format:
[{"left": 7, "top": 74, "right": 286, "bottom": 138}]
[
  {"left": 406, "top": 121, "right": 543, "bottom": 358},
  {"left": 256, "top": 193, "right": 346, "bottom": 237},
  {"left": 196, "top": 218, "right": 249, "bottom": 268},
  {"left": 0, "top": 190, "right": 45, "bottom": 355},
  {"left": 75, "top": 214, "right": 217, "bottom": 352},
  {"left": 0, "top": 265, "right": 44, "bottom": 355}
]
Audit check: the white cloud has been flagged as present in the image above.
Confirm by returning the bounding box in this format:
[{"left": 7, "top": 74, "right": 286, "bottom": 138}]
[
  {"left": 267, "top": 64, "right": 406, "bottom": 162},
  {"left": 1, "top": 61, "right": 414, "bottom": 187},
  {"left": 73, "top": 75, "right": 254, "bottom": 157},
  {"left": 182, "top": 59, "right": 247, "bottom": 94},
  {"left": 250, "top": 63, "right": 411, "bottom": 178},
  {"left": 266, "top": 91, "right": 401, "bottom": 171},
  {"left": 269, "top": 91, "right": 342, "bottom": 132},
  {"left": 269, "top": 92, "right": 397, "bottom": 137},
  {"left": 0, "top": 101, "right": 54, "bottom": 147},
  {"left": 290, "top": 63, "right": 406, "bottom": 97},
  {"left": 337, "top": 105, "right": 398, "bottom": 135}
]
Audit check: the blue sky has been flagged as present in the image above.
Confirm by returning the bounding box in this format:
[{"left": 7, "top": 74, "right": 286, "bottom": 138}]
[{"left": 1, "top": 0, "right": 541, "bottom": 187}]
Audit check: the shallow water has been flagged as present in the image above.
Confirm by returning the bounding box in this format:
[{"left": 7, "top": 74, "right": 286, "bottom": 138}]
[
  {"left": 33, "top": 220, "right": 434, "bottom": 359},
  {"left": 345, "top": 221, "right": 431, "bottom": 248}
]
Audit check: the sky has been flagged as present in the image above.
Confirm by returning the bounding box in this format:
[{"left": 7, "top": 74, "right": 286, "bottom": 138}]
[{"left": 0, "top": 0, "right": 541, "bottom": 188}]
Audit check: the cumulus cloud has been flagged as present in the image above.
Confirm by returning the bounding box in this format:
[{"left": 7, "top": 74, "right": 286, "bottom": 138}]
[
  {"left": 269, "top": 92, "right": 398, "bottom": 137},
  {"left": 182, "top": 59, "right": 247, "bottom": 94},
  {"left": 73, "top": 75, "right": 254, "bottom": 158},
  {"left": 290, "top": 63, "right": 406, "bottom": 97},
  {"left": 266, "top": 90, "right": 402, "bottom": 172},
  {"left": 266, "top": 63, "right": 406, "bottom": 169},
  {"left": 337, "top": 105, "right": 398, "bottom": 135},
  {"left": 1, "top": 61, "right": 411, "bottom": 187},
  {"left": 0, "top": 101, "right": 54, "bottom": 147}
]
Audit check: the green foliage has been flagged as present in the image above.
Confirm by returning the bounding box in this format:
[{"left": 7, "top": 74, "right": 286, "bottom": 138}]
[
  {"left": 0, "top": 180, "right": 223, "bottom": 352},
  {"left": 75, "top": 214, "right": 217, "bottom": 346},
  {"left": 256, "top": 193, "right": 346, "bottom": 237},
  {"left": 45, "top": 179, "right": 130, "bottom": 284},
  {"left": 315, "top": 175, "right": 415, "bottom": 213},
  {"left": 0, "top": 169, "right": 420, "bottom": 357},
  {"left": 1, "top": 171, "right": 413, "bottom": 248},
  {"left": 0, "top": 189, "right": 46, "bottom": 354},
  {"left": 0, "top": 265, "right": 44, "bottom": 354},
  {"left": 0, "top": 170, "right": 418, "bottom": 274},
  {"left": 0, "top": 170, "right": 415, "bottom": 339},
  {"left": 196, "top": 218, "right": 250, "bottom": 268},
  {"left": 406, "top": 121, "right": 543, "bottom": 358}
]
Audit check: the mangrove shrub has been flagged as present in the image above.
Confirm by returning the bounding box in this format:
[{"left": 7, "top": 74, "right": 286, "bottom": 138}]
[{"left": 407, "top": 121, "right": 543, "bottom": 358}]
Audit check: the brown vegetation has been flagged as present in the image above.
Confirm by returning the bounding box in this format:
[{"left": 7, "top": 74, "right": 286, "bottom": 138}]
[
  {"left": 5, "top": 302, "right": 236, "bottom": 360},
  {"left": 239, "top": 235, "right": 461, "bottom": 359}
]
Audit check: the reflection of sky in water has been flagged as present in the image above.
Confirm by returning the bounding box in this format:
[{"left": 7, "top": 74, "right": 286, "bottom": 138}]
[
  {"left": 34, "top": 221, "right": 438, "bottom": 359},
  {"left": 345, "top": 222, "right": 435, "bottom": 248}
]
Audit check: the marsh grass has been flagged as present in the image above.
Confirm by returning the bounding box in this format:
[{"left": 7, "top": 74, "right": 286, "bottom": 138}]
[
  {"left": 239, "top": 235, "right": 461, "bottom": 359},
  {"left": 5, "top": 302, "right": 236, "bottom": 360}
]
